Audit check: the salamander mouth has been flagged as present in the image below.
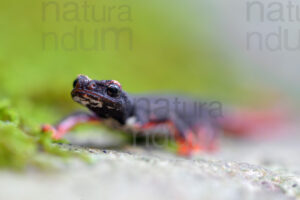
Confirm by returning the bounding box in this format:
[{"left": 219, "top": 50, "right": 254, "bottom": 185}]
[
  {"left": 71, "top": 89, "right": 115, "bottom": 107},
  {"left": 72, "top": 89, "right": 101, "bottom": 100}
]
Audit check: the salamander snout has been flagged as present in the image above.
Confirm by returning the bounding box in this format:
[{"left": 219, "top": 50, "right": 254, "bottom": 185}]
[{"left": 73, "top": 75, "right": 91, "bottom": 89}]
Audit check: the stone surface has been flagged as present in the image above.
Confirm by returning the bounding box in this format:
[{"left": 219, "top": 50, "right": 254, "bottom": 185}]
[{"left": 0, "top": 129, "right": 300, "bottom": 200}]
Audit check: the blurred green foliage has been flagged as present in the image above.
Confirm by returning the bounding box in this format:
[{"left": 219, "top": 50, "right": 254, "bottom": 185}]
[
  {"left": 0, "top": 99, "right": 89, "bottom": 170},
  {"left": 0, "top": 1, "right": 250, "bottom": 118},
  {"left": 0, "top": 1, "right": 261, "bottom": 169},
  {"left": 0, "top": 100, "right": 36, "bottom": 169}
]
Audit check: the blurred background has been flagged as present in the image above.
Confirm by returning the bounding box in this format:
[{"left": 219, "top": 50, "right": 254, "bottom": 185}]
[
  {"left": 1, "top": 0, "right": 298, "bottom": 125},
  {"left": 1, "top": 0, "right": 300, "bottom": 154},
  {"left": 1, "top": 1, "right": 300, "bottom": 199}
]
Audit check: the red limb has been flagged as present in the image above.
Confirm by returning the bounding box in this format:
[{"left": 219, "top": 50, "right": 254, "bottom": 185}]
[
  {"left": 135, "top": 121, "right": 218, "bottom": 156},
  {"left": 42, "top": 113, "right": 100, "bottom": 139},
  {"left": 177, "top": 127, "right": 219, "bottom": 156}
]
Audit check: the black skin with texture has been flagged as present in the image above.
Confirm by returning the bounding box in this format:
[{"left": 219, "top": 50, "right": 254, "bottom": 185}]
[
  {"left": 72, "top": 75, "right": 133, "bottom": 124},
  {"left": 69, "top": 75, "right": 219, "bottom": 154},
  {"left": 42, "top": 75, "right": 281, "bottom": 155}
]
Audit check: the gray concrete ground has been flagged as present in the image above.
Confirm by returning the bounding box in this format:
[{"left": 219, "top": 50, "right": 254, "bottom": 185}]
[{"left": 0, "top": 127, "right": 300, "bottom": 200}]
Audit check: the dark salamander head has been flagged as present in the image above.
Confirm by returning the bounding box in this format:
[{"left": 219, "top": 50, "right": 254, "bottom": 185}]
[{"left": 71, "top": 75, "right": 132, "bottom": 124}]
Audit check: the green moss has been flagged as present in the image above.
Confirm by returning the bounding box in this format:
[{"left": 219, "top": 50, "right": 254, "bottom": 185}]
[
  {"left": 0, "top": 99, "right": 89, "bottom": 170},
  {"left": 0, "top": 122, "right": 36, "bottom": 170}
]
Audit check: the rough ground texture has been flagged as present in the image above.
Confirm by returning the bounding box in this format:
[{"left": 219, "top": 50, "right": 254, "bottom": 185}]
[{"left": 0, "top": 128, "right": 300, "bottom": 200}]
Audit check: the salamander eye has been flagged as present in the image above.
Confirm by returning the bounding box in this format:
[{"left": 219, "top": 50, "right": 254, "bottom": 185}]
[
  {"left": 107, "top": 84, "right": 120, "bottom": 97},
  {"left": 73, "top": 79, "right": 78, "bottom": 88}
]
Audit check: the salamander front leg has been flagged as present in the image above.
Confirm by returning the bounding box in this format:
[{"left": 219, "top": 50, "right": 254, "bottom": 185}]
[{"left": 42, "top": 112, "right": 100, "bottom": 139}]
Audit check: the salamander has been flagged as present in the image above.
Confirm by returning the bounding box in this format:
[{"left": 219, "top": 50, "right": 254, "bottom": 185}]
[{"left": 42, "top": 75, "right": 283, "bottom": 156}]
